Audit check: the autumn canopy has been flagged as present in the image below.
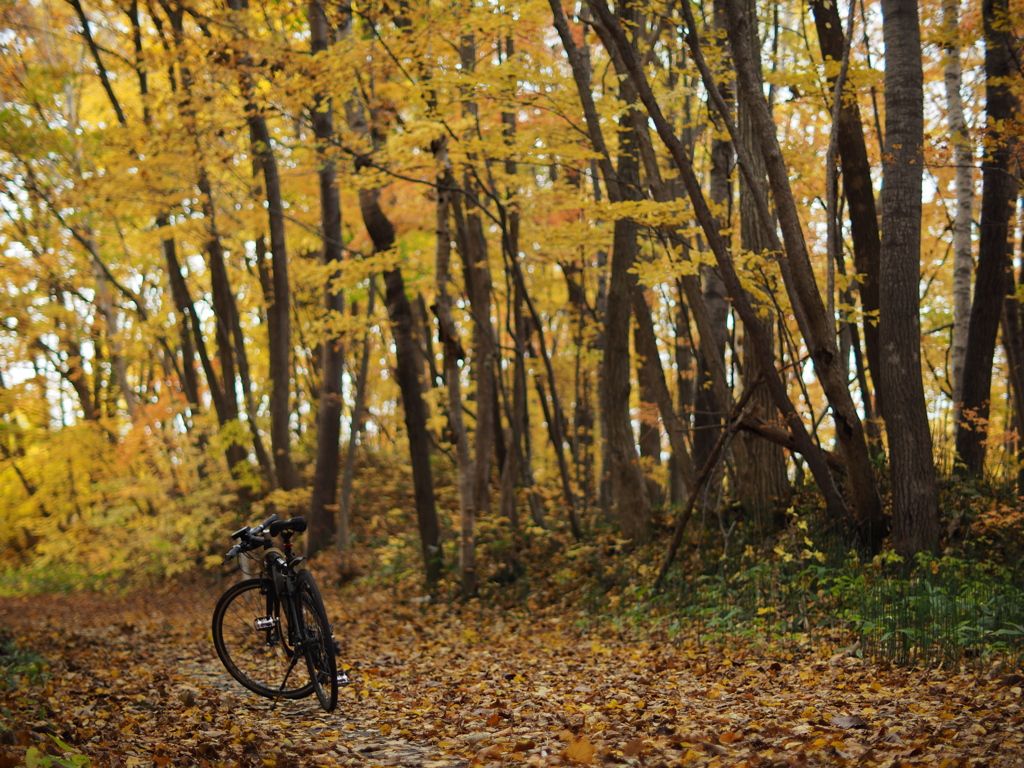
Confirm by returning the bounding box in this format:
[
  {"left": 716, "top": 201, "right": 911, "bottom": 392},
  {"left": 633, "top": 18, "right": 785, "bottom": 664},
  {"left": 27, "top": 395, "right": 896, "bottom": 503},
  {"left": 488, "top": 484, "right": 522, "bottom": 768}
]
[{"left": 0, "top": 0, "right": 1022, "bottom": 596}]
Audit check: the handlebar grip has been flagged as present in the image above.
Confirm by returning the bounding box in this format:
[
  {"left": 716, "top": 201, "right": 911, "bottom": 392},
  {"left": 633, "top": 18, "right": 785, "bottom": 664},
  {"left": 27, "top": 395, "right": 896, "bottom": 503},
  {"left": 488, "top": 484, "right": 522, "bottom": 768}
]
[
  {"left": 223, "top": 543, "right": 242, "bottom": 561},
  {"left": 252, "top": 513, "right": 279, "bottom": 535}
]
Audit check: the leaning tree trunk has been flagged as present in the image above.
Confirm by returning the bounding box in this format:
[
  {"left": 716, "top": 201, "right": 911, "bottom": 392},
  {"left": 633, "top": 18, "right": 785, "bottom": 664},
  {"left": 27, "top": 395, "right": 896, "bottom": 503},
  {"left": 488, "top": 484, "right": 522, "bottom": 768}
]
[
  {"left": 810, "top": 0, "right": 883, "bottom": 420},
  {"left": 955, "top": 0, "right": 1018, "bottom": 478},
  {"left": 717, "top": 0, "right": 884, "bottom": 549},
  {"left": 589, "top": 0, "right": 855, "bottom": 537},
  {"left": 878, "top": 0, "right": 939, "bottom": 557}
]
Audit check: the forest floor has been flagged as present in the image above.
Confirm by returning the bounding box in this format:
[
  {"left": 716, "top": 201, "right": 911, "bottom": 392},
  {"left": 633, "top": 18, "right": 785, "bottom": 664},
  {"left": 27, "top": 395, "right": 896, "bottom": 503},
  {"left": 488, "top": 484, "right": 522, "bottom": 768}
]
[{"left": 1, "top": 572, "right": 1022, "bottom": 768}]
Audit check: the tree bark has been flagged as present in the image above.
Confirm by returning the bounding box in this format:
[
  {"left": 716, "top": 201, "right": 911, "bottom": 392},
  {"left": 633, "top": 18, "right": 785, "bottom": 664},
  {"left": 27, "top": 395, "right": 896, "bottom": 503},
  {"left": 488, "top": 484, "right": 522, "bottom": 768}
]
[
  {"left": 603, "top": 75, "right": 652, "bottom": 542},
  {"left": 956, "top": 0, "right": 1018, "bottom": 477},
  {"left": 713, "top": 0, "right": 884, "bottom": 548},
  {"left": 453, "top": 34, "right": 499, "bottom": 520},
  {"left": 1002, "top": 238, "right": 1024, "bottom": 495},
  {"left": 942, "top": 0, "right": 975, "bottom": 410},
  {"left": 588, "top": 0, "right": 854, "bottom": 538},
  {"left": 878, "top": 0, "right": 939, "bottom": 557},
  {"left": 307, "top": 0, "right": 345, "bottom": 556},
  {"left": 810, "top": 0, "right": 882, "bottom": 416},
  {"left": 227, "top": 0, "right": 300, "bottom": 492},
  {"left": 435, "top": 158, "right": 476, "bottom": 597},
  {"left": 735, "top": 0, "right": 788, "bottom": 528},
  {"left": 338, "top": 278, "right": 378, "bottom": 572}
]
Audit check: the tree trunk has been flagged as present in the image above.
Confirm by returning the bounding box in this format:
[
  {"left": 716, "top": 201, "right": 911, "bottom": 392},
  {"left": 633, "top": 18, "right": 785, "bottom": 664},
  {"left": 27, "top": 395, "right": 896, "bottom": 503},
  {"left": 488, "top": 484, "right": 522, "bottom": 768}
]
[
  {"left": 435, "top": 157, "right": 476, "bottom": 597},
  {"left": 716, "top": 0, "right": 884, "bottom": 549},
  {"left": 1002, "top": 234, "right": 1024, "bottom": 496},
  {"left": 942, "top": 0, "right": 975, "bottom": 410},
  {"left": 604, "top": 81, "right": 651, "bottom": 541},
  {"left": 810, "top": 0, "right": 882, "bottom": 417},
  {"left": 588, "top": 0, "right": 854, "bottom": 538},
  {"left": 357, "top": 188, "right": 443, "bottom": 584},
  {"left": 735, "top": 0, "right": 788, "bottom": 529},
  {"left": 338, "top": 278, "right": 378, "bottom": 573},
  {"left": 307, "top": 0, "right": 345, "bottom": 556},
  {"left": 453, "top": 34, "right": 499, "bottom": 519},
  {"left": 955, "top": 0, "right": 1018, "bottom": 477},
  {"left": 227, "top": 0, "right": 299, "bottom": 492},
  {"left": 878, "top": 0, "right": 939, "bottom": 557}
]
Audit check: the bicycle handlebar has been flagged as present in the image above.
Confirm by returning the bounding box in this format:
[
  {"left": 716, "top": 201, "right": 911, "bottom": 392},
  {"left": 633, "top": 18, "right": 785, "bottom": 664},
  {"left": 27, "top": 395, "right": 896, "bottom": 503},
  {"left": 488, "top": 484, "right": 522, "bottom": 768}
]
[
  {"left": 223, "top": 513, "right": 278, "bottom": 562},
  {"left": 252, "top": 513, "right": 278, "bottom": 536}
]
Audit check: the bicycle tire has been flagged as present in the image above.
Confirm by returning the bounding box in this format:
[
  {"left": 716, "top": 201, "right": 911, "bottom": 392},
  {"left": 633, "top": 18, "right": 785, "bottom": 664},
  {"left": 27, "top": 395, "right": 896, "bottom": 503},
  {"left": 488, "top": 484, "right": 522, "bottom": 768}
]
[
  {"left": 212, "top": 577, "right": 315, "bottom": 700},
  {"left": 297, "top": 569, "right": 338, "bottom": 712}
]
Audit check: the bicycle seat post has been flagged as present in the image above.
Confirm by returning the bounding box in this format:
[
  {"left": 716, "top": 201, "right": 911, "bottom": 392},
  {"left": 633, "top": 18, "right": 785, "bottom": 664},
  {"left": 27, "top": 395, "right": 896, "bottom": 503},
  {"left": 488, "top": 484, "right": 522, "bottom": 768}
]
[{"left": 280, "top": 531, "right": 294, "bottom": 562}]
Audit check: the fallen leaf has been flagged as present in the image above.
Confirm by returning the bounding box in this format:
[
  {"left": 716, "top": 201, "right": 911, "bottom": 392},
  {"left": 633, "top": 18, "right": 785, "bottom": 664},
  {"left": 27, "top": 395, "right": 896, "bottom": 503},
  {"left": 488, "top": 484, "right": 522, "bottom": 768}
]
[
  {"left": 564, "top": 736, "right": 596, "bottom": 764},
  {"left": 622, "top": 738, "right": 644, "bottom": 757}
]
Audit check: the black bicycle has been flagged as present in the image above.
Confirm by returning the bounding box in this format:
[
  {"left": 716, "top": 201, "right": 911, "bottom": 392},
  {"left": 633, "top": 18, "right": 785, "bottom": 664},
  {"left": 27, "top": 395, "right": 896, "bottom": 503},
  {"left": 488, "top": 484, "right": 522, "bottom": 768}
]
[{"left": 212, "top": 514, "right": 343, "bottom": 711}]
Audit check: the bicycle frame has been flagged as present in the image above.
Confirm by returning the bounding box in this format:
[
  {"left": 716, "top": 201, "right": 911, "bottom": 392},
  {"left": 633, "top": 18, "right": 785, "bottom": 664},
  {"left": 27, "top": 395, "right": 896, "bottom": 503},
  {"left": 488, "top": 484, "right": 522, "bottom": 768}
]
[
  {"left": 215, "top": 513, "right": 339, "bottom": 711},
  {"left": 255, "top": 534, "right": 308, "bottom": 692}
]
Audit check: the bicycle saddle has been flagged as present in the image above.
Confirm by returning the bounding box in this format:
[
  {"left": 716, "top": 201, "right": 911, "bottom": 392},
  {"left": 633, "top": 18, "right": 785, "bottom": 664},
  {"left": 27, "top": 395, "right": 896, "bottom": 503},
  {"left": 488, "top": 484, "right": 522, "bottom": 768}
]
[{"left": 269, "top": 517, "right": 308, "bottom": 536}]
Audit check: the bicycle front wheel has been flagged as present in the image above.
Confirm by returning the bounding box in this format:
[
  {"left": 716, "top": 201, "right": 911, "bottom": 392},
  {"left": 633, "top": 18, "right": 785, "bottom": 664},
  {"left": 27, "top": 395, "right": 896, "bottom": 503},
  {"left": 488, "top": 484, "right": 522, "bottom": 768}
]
[
  {"left": 212, "top": 577, "right": 314, "bottom": 700},
  {"left": 297, "top": 569, "right": 338, "bottom": 712}
]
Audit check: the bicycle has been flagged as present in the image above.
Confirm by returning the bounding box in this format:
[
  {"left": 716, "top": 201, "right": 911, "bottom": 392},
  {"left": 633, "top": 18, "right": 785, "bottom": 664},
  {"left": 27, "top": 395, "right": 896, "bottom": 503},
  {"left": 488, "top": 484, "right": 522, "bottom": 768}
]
[{"left": 212, "top": 514, "right": 344, "bottom": 712}]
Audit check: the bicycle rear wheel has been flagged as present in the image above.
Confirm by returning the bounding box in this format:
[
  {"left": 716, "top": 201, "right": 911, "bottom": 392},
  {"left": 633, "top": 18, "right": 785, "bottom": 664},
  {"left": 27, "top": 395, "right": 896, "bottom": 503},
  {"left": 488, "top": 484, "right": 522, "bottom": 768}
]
[
  {"left": 212, "top": 577, "right": 314, "bottom": 700},
  {"left": 297, "top": 569, "right": 338, "bottom": 712}
]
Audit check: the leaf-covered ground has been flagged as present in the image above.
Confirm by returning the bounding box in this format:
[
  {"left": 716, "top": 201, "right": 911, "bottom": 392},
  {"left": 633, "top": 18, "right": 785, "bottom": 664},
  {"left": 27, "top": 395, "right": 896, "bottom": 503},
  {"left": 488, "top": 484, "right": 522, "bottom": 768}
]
[{"left": 1, "top": 575, "right": 1022, "bottom": 768}]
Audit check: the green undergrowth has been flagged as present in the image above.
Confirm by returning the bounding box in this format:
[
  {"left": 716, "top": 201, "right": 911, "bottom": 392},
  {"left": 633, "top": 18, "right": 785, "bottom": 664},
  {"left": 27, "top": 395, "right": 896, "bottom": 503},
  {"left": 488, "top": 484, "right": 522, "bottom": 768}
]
[
  {"left": 0, "top": 631, "right": 47, "bottom": 693},
  {"left": 556, "top": 483, "right": 1024, "bottom": 670}
]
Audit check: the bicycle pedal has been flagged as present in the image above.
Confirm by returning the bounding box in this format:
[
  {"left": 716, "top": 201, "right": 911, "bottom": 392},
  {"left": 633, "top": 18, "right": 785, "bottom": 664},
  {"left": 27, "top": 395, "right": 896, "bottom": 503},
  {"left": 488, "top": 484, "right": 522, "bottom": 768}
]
[{"left": 337, "top": 672, "right": 352, "bottom": 686}]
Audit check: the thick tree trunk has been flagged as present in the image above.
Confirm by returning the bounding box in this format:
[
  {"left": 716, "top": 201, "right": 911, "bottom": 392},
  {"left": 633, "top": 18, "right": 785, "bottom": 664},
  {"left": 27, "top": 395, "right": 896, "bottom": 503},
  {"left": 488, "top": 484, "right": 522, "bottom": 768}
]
[
  {"left": 454, "top": 34, "right": 499, "bottom": 518},
  {"left": 956, "top": 0, "right": 1018, "bottom": 477},
  {"left": 306, "top": 0, "right": 345, "bottom": 556},
  {"left": 451, "top": 193, "right": 498, "bottom": 517},
  {"left": 604, "top": 72, "right": 652, "bottom": 541},
  {"left": 635, "top": 316, "right": 664, "bottom": 507},
  {"left": 249, "top": 116, "right": 300, "bottom": 492},
  {"left": 227, "top": 0, "right": 299, "bottom": 492},
  {"left": 878, "top": 0, "right": 939, "bottom": 557},
  {"left": 735, "top": 0, "right": 788, "bottom": 528}
]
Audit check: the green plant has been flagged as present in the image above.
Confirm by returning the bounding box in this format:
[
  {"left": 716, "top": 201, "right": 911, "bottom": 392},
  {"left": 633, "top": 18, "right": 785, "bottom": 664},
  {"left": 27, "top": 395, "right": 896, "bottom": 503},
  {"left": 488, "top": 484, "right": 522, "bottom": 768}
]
[
  {"left": 0, "top": 631, "right": 47, "bottom": 692},
  {"left": 24, "top": 736, "right": 91, "bottom": 768}
]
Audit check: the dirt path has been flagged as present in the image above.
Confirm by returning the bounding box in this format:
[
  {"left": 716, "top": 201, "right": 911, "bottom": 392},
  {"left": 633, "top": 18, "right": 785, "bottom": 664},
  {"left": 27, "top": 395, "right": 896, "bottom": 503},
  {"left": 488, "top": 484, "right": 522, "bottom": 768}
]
[{"left": 2, "top": 578, "right": 1022, "bottom": 767}]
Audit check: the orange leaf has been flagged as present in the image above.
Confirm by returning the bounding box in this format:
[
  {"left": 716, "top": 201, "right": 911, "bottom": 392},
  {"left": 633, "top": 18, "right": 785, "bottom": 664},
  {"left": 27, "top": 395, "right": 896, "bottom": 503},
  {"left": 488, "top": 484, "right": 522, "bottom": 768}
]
[
  {"left": 564, "top": 736, "right": 596, "bottom": 765},
  {"left": 719, "top": 731, "right": 743, "bottom": 744},
  {"left": 622, "top": 738, "right": 644, "bottom": 757}
]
